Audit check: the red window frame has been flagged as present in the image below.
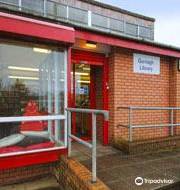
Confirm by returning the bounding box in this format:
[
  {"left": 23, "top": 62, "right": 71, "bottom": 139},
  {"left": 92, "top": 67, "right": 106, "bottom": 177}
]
[{"left": 0, "top": 12, "right": 75, "bottom": 169}]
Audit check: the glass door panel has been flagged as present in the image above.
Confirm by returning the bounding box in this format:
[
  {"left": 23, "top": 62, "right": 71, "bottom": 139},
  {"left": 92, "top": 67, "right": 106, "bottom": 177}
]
[{"left": 72, "top": 63, "right": 92, "bottom": 139}]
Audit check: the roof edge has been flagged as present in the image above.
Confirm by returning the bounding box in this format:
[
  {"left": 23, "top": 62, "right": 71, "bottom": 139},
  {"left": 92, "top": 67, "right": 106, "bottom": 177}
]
[
  {"left": 81, "top": 0, "right": 155, "bottom": 22},
  {"left": 75, "top": 27, "right": 180, "bottom": 58}
]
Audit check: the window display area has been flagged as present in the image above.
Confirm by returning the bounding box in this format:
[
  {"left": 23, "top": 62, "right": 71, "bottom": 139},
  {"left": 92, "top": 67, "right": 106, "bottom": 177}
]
[{"left": 0, "top": 42, "right": 67, "bottom": 156}]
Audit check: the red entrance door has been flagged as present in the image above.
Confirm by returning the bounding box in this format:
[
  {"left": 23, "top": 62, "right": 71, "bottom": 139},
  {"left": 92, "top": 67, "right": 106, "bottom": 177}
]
[{"left": 69, "top": 49, "right": 109, "bottom": 145}]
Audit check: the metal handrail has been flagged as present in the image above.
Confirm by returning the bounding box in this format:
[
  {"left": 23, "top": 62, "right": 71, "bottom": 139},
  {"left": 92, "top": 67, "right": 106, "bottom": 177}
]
[
  {"left": 0, "top": 0, "right": 154, "bottom": 40},
  {"left": 118, "top": 106, "right": 180, "bottom": 110},
  {"left": 117, "top": 106, "right": 180, "bottom": 142},
  {"left": 66, "top": 107, "right": 109, "bottom": 183}
]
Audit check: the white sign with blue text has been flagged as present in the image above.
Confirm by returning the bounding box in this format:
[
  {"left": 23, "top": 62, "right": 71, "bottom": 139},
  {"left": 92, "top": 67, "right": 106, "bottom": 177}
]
[{"left": 133, "top": 53, "right": 160, "bottom": 75}]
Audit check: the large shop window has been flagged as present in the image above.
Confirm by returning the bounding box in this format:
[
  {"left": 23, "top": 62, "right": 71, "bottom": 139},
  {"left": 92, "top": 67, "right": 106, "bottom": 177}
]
[{"left": 0, "top": 42, "right": 67, "bottom": 156}]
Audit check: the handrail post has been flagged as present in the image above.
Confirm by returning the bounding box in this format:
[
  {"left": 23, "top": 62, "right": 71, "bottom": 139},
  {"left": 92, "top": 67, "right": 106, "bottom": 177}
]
[
  {"left": 92, "top": 113, "right": 97, "bottom": 183},
  {"left": 65, "top": 108, "right": 109, "bottom": 183},
  {"left": 68, "top": 111, "right": 72, "bottom": 157},
  {"left": 129, "top": 107, "right": 133, "bottom": 142},
  {"left": 170, "top": 109, "right": 174, "bottom": 136}
]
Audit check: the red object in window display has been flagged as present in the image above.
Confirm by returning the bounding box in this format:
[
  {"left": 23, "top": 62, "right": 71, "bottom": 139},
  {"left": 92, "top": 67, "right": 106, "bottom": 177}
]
[
  {"left": 0, "top": 146, "right": 24, "bottom": 154},
  {"left": 0, "top": 142, "right": 55, "bottom": 154},
  {"left": 20, "top": 101, "right": 47, "bottom": 131},
  {"left": 25, "top": 142, "right": 55, "bottom": 150},
  {"left": 0, "top": 101, "right": 53, "bottom": 154}
]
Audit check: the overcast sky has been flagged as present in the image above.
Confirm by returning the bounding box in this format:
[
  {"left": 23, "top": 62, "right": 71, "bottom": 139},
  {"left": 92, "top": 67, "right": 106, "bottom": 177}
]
[{"left": 103, "top": 0, "right": 180, "bottom": 47}]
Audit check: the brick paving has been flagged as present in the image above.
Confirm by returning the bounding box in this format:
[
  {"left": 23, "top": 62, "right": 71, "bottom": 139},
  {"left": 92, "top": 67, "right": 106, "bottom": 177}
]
[{"left": 72, "top": 143, "right": 180, "bottom": 190}]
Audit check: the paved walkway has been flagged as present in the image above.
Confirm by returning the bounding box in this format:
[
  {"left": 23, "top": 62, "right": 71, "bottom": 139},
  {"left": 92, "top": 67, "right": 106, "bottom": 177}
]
[
  {"left": 1, "top": 143, "right": 180, "bottom": 190},
  {"left": 72, "top": 143, "right": 180, "bottom": 190}
]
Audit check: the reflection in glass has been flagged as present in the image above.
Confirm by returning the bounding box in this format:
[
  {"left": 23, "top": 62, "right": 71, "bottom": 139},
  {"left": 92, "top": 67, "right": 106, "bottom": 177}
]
[
  {"left": 0, "top": 42, "right": 66, "bottom": 154},
  {"left": 71, "top": 64, "right": 91, "bottom": 139}
]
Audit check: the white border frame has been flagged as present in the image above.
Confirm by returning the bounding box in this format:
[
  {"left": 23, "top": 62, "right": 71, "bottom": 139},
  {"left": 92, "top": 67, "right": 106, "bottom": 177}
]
[
  {"left": 64, "top": 49, "right": 68, "bottom": 147},
  {"left": 0, "top": 115, "right": 65, "bottom": 123},
  {"left": 0, "top": 146, "right": 66, "bottom": 158}
]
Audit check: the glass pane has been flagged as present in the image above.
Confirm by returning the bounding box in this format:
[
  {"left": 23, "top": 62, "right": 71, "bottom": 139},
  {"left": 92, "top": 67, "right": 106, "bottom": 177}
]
[
  {"left": 0, "top": 42, "right": 66, "bottom": 154},
  {"left": 22, "top": 0, "right": 44, "bottom": 14},
  {"left": 69, "top": 7, "right": 88, "bottom": 25},
  {"left": 0, "top": 0, "right": 18, "bottom": 5},
  {"left": 126, "top": 23, "right": 138, "bottom": 36},
  {"left": 72, "top": 64, "right": 91, "bottom": 139},
  {"left": 74, "top": 64, "right": 90, "bottom": 108},
  {"left": 0, "top": 0, "right": 19, "bottom": 10},
  {"left": 92, "top": 13, "right": 108, "bottom": 29}
]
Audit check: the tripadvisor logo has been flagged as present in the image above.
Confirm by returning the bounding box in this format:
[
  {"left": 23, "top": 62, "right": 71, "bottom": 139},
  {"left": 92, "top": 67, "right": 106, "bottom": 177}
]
[
  {"left": 135, "top": 177, "right": 144, "bottom": 186},
  {"left": 135, "top": 177, "right": 174, "bottom": 186}
]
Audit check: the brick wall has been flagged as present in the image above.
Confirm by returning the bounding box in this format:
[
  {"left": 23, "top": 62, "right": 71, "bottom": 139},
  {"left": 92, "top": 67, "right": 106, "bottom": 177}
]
[
  {"left": 94, "top": 67, "right": 103, "bottom": 143},
  {"left": 108, "top": 52, "right": 116, "bottom": 143},
  {"left": 55, "top": 156, "right": 109, "bottom": 190},
  {"left": 109, "top": 47, "right": 179, "bottom": 143},
  {"left": 169, "top": 58, "right": 180, "bottom": 136},
  {"left": 0, "top": 162, "right": 57, "bottom": 186}
]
